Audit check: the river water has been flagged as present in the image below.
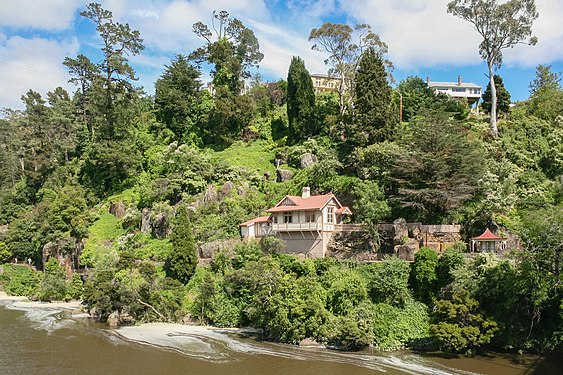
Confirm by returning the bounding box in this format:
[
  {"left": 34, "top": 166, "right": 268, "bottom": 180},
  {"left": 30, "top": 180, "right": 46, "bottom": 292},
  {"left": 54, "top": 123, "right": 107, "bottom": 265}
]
[{"left": 0, "top": 299, "right": 560, "bottom": 375}]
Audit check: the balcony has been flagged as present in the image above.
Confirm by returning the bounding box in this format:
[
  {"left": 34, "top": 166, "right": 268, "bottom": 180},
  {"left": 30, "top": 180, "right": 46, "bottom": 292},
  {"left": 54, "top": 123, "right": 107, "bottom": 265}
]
[{"left": 272, "top": 222, "right": 334, "bottom": 232}]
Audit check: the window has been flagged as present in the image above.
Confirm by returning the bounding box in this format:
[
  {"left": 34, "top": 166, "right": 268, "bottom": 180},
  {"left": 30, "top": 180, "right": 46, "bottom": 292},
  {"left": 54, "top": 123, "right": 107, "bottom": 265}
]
[
  {"left": 273, "top": 215, "right": 278, "bottom": 224},
  {"left": 327, "top": 207, "right": 334, "bottom": 223},
  {"left": 329, "top": 82, "right": 334, "bottom": 88},
  {"left": 284, "top": 212, "right": 292, "bottom": 223},
  {"left": 315, "top": 80, "right": 321, "bottom": 86},
  {"left": 305, "top": 212, "right": 316, "bottom": 223},
  {"left": 453, "top": 87, "right": 465, "bottom": 92}
]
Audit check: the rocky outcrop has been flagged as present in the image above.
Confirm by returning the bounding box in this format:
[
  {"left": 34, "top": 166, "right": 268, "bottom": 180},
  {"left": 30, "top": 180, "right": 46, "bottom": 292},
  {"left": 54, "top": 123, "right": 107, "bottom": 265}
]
[
  {"left": 199, "top": 239, "right": 239, "bottom": 259},
  {"left": 394, "top": 239, "right": 420, "bottom": 262},
  {"left": 221, "top": 181, "right": 235, "bottom": 196},
  {"left": 392, "top": 218, "right": 409, "bottom": 245},
  {"left": 276, "top": 168, "right": 293, "bottom": 182},
  {"left": 152, "top": 213, "right": 171, "bottom": 239},
  {"left": 107, "top": 311, "right": 120, "bottom": 328},
  {"left": 141, "top": 208, "right": 151, "bottom": 234},
  {"left": 204, "top": 185, "right": 218, "bottom": 203},
  {"left": 300, "top": 153, "right": 318, "bottom": 169},
  {"left": 109, "top": 201, "right": 126, "bottom": 219}
]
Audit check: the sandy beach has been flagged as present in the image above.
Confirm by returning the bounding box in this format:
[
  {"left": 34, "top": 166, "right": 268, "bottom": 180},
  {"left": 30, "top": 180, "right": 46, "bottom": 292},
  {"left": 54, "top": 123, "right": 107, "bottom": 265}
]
[{"left": 0, "top": 291, "right": 81, "bottom": 310}]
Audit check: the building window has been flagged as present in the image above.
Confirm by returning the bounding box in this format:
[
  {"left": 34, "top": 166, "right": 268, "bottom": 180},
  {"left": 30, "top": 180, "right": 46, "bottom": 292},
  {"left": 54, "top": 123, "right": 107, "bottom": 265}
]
[
  {"left": 315, "top": 80, "right": 321, "bottom": 86},
  {"left": 306, "top": 212, "right": 316, "bottom": 223},
  {"left": 273, "top": 215, "right": 278, "bottom": 224},
  {"left": 327, "top": 207, "right": 334, "bottom": 223},
  {"left": 329, "top": 82, "right": 334, "bottom": 88},
  {"left": 453, "top": 87, "right": 465, "bottom": 92},
  {"left": 284, "top": 212, "right": 292, "bottom": 223}
]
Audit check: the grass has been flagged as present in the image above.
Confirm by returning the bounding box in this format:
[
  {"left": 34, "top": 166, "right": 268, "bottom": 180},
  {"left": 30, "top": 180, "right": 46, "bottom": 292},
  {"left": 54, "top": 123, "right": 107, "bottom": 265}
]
[
  {"left": 211, "top": 140, "right": 277, "bottom": 177},
  {"left": 81, "top": 212, "right": 125, "bottom": 266}
]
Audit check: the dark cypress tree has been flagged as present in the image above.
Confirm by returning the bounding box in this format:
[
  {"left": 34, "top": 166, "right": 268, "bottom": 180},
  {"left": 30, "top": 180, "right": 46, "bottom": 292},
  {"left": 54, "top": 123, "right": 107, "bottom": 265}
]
[
  {"left": 155, "top": 55, "right": 203, "bottom": 142},
  {"left": 481, "top": 75, "right": 511, "bottom": 115},
  {"left": 351, "top": 47, "right": 396, "bottom": 146},
  {"left": 286, "top": 56, "right": 316, "bottom": 144},
  {"left": 166, "top": 205, "right": 198, "bottom": 284}
]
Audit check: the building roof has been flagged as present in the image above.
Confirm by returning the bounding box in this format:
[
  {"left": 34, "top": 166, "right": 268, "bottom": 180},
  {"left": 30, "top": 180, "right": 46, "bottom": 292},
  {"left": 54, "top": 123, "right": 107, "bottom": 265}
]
[
  {"left": 472, "top": 228, "right": 506, "bottom": 241},
  {"left": 239, "top": 216, "right": 271, "bottom": 227},
  {"left": 428, "top": 81, "right": 481, "bottom": 89},
  {"left": 310, "top": 73, "right": 340, "bottom": 79},
  {"left": 266, "top": 193, "right": 344, "bottom": 213},
  {"left": 336, "top": 206, "right": 352, "bottom": 215}
]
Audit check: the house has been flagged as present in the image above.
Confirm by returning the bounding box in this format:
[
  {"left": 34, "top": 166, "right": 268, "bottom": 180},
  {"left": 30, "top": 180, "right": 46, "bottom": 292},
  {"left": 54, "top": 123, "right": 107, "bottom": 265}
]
[
  {"left": 470, "top": 229, "right": 507, "bottom": 252},
  {"left": 240, "top": 187, "right": 352, "bottom": 258},
  {"left": 311, "top": 73, "right": 340, "bottom": 94},
  {"left": 427, "top": 75, "right": 481, "bottom": 109}
]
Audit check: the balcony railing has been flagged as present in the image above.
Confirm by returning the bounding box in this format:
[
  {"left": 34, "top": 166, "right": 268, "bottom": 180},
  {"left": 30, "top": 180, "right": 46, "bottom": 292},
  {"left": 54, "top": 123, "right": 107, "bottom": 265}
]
[{"left": 272, "top": 222, "right": 334, "bottom": 232}]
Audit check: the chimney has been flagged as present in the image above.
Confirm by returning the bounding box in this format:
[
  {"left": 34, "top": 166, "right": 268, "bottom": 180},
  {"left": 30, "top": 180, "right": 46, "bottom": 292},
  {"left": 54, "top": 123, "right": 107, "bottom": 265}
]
[
  {"left": 458, "top": 75, "right": 462, "bottom": 86},
  {"left": 426, "top": 76, "right": 430, "bottom": 84},
  {"left": 302, "top": 187, "right": 310, "bottom": 199}
]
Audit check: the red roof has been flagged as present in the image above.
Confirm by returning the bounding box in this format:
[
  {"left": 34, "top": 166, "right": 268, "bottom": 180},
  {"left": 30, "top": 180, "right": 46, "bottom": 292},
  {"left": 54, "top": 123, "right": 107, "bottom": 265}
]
[
  {"left": 472, "top": 228, "right": 506, "bottom": 241},
  {"left": 239, "top": 216, "right": 271, "bottom": 227},
  {"left": 265, "top": 194, "right": 341, "bottom": 213},
  {"left": 336, "top": 206, "right": 352, "bottom": 215}
]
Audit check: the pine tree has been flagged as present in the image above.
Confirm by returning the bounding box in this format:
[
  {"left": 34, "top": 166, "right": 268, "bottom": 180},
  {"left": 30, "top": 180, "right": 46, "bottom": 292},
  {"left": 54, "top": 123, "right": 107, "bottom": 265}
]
[
  {"left": 481, "top": 75, "right": 511, "bottom": 115},
  {"left": 166, "top": 205, "right": 198, "bottom": 284},
  {"left": 286, "top": 56, "right": 316, "bottom": 145},
  {"left": 351, "top": 47, "right": 396, "bottom": 146}
]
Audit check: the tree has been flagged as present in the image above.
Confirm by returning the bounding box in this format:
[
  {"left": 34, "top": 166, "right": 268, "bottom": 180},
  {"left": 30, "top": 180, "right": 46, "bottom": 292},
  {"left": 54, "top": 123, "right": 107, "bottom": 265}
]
[
  {"left": 391, "top": 107, "right": 485, "bottom": 222},
  {"left": 447, "top": 0, "right": 538, "bottom": 137},
  {"left": 481, "top": 75, "right": 511, "bottom": 115},
  {"left": 74, "top": 2, "right": 144, "bottom": 139},
  {"left": 37, "top": 258, "right": 67, "bottom": 301},
  {"left": 411, "top": 247, "right": 439, "bottom": 303},
  {"left": 527, "top": 65, "right": 563, "bottom": 122},
  {"left": 154, "top": 55, "right": 203, "bottom": 143},
  {"left": 353, "top": 181, "right": 390, "bottom": 249},
  {"left": 309, "top": 22, "right": 389, "bottom": 133},
  {"left": 430, "top": 290, "right": 498, "bottom": 353},
  {"left": 190, "top": 10, "right": 263, "bottom": 94},
  {"left": 369, "top": 256, "right": 411, "bottom": 307},
  {"left": 166, "top": 205, "right": 198, "bottom": 284},
  {"left": 395, "top": 76, "right": 435, "bottom": 123},
  {"left": 286, "top": 56, "right": 316, "bottom": 144},
  {"left": 351, "top": 46, "right": 397, "bottom": 146}
]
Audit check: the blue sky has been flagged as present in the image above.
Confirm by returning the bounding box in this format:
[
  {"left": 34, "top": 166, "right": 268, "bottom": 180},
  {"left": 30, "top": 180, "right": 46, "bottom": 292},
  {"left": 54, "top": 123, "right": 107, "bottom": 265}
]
[{"left": 1, "top": 0, "right": 562, "bottom": 110}]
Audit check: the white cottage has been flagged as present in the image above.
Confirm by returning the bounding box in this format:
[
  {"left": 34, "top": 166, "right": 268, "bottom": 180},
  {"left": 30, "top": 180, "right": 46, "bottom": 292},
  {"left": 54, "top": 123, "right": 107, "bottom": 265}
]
[{"left": 240, "top": 187, "right": 352, "bottom": 258}]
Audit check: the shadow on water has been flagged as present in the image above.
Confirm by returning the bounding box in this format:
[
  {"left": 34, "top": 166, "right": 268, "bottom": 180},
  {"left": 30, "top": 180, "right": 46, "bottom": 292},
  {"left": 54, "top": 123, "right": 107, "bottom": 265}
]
[{"left": 413, "top": 350, "right": 563, "bottom": 375}]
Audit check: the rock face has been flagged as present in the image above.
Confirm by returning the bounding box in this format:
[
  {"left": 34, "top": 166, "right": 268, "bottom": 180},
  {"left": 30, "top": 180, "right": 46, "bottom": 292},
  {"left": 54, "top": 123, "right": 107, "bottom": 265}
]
[
  {"left": 109, "top": 201, "right": 126, "bottom": 219},
  {"left": 107, "top": 311, "right": 120, "bottom": 328},
  {"left": 221, "top": 181, "right": 235, "bottom": 196},
  {"left": 394, "top": 239, "right": 420, "bottom": 262},
  {"left": 204, "top": 185, "right": 218, "bottom": 203},
  {"left": 300, "top": 153, "right": 318, "bottom": 169},
  {"left": 152, "top": 213, "right": 171, "bottom": 239},
  {"left": 199, "top": 239, "right": 239, "bottom": 259},
  {"left": 276, "top": 168, "right": 293, "bottom": 182},
  {"left": 392, "top": 218, "right": 409, "bottom": 245},
  {"left": 141, "top": 208, "right": 151, "bottom": 234}
]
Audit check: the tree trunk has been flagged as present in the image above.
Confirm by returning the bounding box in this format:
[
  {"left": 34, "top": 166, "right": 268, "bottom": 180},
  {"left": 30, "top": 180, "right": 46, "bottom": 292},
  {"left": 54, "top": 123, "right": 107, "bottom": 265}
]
[{"left": 488, "top": 63, "right": 498, "bottom": 137}]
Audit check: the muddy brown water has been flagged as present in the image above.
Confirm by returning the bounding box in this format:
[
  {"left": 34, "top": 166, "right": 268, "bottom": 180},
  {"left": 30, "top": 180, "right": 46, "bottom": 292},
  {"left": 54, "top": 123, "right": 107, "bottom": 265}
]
[{"left": 0, "top": 301, "right": 560, "bottom": 375}]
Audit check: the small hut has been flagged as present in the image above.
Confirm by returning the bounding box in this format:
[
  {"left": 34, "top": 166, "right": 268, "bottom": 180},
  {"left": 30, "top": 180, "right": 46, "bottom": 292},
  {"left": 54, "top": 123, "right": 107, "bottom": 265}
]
[{"left": 470, "top": 229, "right": 507, "bottom": 253}]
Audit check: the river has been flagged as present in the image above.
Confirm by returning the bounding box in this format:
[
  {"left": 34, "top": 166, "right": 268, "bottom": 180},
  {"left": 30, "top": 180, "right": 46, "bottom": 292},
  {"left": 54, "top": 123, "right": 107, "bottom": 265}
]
[{"left": 0, "top": 298, "right": 560, "bottom": 375}]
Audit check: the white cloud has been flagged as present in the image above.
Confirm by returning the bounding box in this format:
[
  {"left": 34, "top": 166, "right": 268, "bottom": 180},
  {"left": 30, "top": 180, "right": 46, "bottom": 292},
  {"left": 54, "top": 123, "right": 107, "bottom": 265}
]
[
  {"left": 0, "top": 36, "right": 79, "bottom": 110},
  {"left": 0, "top": 0, "right": 82, "bottom": 31},
  {"left": 338, "top": 0, "right": 563, "bottom": 70}
]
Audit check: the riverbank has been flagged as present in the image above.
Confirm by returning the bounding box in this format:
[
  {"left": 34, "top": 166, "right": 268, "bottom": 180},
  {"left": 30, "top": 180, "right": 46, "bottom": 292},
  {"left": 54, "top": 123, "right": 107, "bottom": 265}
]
[{"left": 0, "top": 291, "right": 81, "bottom": 311}]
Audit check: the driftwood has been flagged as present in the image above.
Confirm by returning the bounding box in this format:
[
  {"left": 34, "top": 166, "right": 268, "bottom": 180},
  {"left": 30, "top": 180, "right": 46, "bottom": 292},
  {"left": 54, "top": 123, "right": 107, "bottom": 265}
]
[{"left": 137, "top": 298, "right": 166, "bottom": 321}]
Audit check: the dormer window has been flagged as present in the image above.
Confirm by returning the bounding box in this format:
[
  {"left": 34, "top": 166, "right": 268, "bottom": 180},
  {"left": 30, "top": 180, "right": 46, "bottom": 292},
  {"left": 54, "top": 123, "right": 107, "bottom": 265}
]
[{"left": 327, "top": 207, "right": 334, "bottom": 223}]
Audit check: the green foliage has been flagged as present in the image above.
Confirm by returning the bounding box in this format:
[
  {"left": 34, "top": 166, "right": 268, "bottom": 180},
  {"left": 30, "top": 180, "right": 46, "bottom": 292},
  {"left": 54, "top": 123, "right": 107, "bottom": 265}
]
[
  {"left": 350, "top": 46, "right": 397, "bottom": 146},
  {"left": 166, "top": 206, "right": 198, "bottom": 284},
  {"left": 37, "top": 258, "right": 67, "bottom": 301},
  {"left": 66, "top": 273, "right": 84, "bottom": 300},
  {"left": 369, "top": 256, "right": 411, "bottom": 307},
  {"left": 353, "top": 181, "right": 390, "bottom": 245},
  {"left": 0, "top": 264, "right": 40, "bottom": 297},
  {"left": 482, "top": 75, "right": 511, "bottom": 115},
  {"left": 411, "top": 247, "right": 439, "bottom": 303},
  {"left": 81, "top": 212, "right": 125, "bottom": 267},
  {"left": 286, "top": 56, "right": 316, "bottom": 144},
  {"left": 391, "top": 107, "right": 485, "bottom": 222},
  {"left": 395, "top": 76, "right": 435, "bottom": 122},
  {"left": 0, "top": 242, "right": 12, "bottom": 264},
  {"left": 437, "top": 245, "right": 466, "bottom": 288},
  {"left": 430, "top": 291, "right": 498, "bottom": 353}
]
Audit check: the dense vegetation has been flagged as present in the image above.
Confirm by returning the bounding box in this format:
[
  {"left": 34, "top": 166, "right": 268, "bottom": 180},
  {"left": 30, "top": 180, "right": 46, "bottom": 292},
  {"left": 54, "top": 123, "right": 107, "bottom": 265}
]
[{"left": 1, "top": 2, "right": 562, "bottom": 355}]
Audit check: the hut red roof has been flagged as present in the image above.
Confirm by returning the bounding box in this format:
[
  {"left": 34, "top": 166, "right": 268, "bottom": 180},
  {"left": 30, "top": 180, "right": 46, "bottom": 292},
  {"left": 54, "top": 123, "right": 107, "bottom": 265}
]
[
  {"left": 239, "top": 216, "right": 271, "bottom": 227},
  {"left": 472, "top": 228, "right": 506, "bottom": 241}
]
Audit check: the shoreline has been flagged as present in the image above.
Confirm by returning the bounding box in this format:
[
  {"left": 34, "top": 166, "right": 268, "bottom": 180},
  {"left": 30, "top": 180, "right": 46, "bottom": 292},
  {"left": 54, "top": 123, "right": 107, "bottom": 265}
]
[{"left": 0, "top": 291, "right": 82, "bottom": 311}]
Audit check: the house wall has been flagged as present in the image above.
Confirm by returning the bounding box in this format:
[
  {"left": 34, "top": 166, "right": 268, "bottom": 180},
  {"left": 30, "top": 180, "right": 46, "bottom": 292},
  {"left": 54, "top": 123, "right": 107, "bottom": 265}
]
[{"left": 276, "top": 231, "right": 325, "bottom": 258}]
